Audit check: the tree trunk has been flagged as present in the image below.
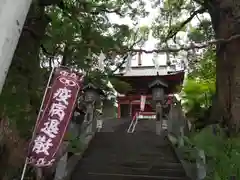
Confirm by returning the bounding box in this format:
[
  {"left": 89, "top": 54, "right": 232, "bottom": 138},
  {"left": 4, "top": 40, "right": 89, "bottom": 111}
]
[
  {"left": 0, "top": 2, "right": 51, "bottom": 179},
  {"left": 208, "top": 0, "right": 240, "bottom": 134}
]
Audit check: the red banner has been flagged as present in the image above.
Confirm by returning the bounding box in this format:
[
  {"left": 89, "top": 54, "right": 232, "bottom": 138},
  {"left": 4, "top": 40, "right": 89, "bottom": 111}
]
[{"left": 27, "top": 67, "right": 83, "bottom": 167}]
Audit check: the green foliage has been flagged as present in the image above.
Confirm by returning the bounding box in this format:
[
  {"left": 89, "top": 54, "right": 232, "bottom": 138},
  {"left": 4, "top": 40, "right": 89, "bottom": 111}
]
[
  {"left": 1, "top": 0, "right": 149, "bottom": 133},
  {"left": 182, "top": 79, "right": 214, "bottom": 110},
  {"left": 109, "top": 77, "right": 132, "bottom": 93},
  {"left": 3, "top": 0, "right": 238, "bottom": 179},
  {"left": 188, "top": 49, "right": 216, "bottom": 80},
  {"left": 0, "top": 1, "right": 150, "bottom": 178},
  {"left": 150, "top": 1, "right": 216, "bottom": 127},
  {"left": 179, "top": 18, "right": 215, "bottom": 122},
  {"left": 181, "top": 48, "right": 215, "bottom": 123},
  {"left": 185, "top": 126, "right": 240, "bottom": 179},
  {"left": 154, "top": 2, "right": 240, "bottom": 178},
  {"left": 151, "top": 0, "right": 206, "bottom": 44},
  {"left": 40, "top": 0, "right": 150, "bottom": 97},
  {"left": 188, "top": 19, "right": 214, "bottom": 43}
]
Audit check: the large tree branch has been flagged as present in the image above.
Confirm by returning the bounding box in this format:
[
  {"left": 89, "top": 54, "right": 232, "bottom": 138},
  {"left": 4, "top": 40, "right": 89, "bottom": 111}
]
[
  {"left": 110, "top": 54, "right": 129, "bottom": 73},
  {"left": 90, "top": 5, "right": 123, "bottom": 16},
  {"left": 110, "top": 33, "right": 143, "bottom": 73},
  {"left": 58, "top": 1, "right": 124, "bottom": 17},
  {"left": 83, "top": 34, "right": 240, "bottom": 54},
  {"left": 166, "top": 7, "right": 207, "bottom": 40},
  {"left": 38, "top": 0, "right": 62, "bottom": 6}
]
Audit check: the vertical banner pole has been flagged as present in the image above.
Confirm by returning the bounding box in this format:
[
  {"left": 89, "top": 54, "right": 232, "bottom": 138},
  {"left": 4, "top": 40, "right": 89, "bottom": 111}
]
[
  {"left": 27, "top": 66, "right": 83, "bottom": 168},
  {"left": 20, "top": 158, "right": 28, "bottom": 180},
  {"left": 33, "top": 67, "right": 55, "bottom": 136},
  {"left": 20, "top": 67, "right": 55, "bottom": 180}
]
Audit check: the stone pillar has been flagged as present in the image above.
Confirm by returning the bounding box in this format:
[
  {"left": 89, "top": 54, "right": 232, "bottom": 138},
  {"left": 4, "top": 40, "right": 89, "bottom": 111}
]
[
  {"left": 54, "top": 142, "right": 68, "bottom": 180},
  {"left": 85, "top": 103, "right": 95, "bottom": 133},
  {"left": 151, "top": 87, "right": 164, "bottom": 135},
  {"left": 155, "top": 101, "right": 162, "bottom": 135},
  {"left": 168, "top": 102, "right": 174, "bottom": 133},
  {"left": 96, "top": 100, "right": 103, "bottom": 132},
  {"left": 96, "top": 111, "right": 103, "bottom": 132},
  {"left": 168, "top": 97, "right": 183, "bottom": 137}
]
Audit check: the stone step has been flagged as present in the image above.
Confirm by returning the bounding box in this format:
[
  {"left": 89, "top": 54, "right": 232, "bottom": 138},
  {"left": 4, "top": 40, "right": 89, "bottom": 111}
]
[
  {"left": 85, "top": 133, "right": 170, "bottom": 149},
  {"left": 118, "top": 161, "right": 183, "bottom": 169},
  {"left": 81, "top": 145, "right": 177, "bottom": 155},
  {"left": 78, "top": 164, "right": 187, "bottom": 177},
  {"left": 134, "top": 120, "right": 157, "bottom": 133},
  {"left": 76, "top": 160, "right": 182, "bottom": 169},
  {"left": 81, "top": 146, "right": 175, "bottom": 157},
  {"left": 72, "top": 172, "right": 189, "bottom": 180},
  {"left": 101, "top": 118, "right": 131, "bottom": 132},
  {"left": 80, "top": 154, "right": 179, "bottom": 166},
  {"left": 81, "top": 150, "right": 179, "bottom": 165},
  {"left": 83, "top": 133, "right": 171, "bottom": 153},
  {"left": 71, "top": 121, "right": 189, "bottom": 180}
]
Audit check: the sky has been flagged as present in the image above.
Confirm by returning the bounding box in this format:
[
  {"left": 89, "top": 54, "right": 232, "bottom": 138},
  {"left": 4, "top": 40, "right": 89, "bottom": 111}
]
[
  {"left": 107, "top": 1, "right": 209, "bottom": 67},
  {"left": 108, "top": 2, "right": 165, "bottom": 66}
]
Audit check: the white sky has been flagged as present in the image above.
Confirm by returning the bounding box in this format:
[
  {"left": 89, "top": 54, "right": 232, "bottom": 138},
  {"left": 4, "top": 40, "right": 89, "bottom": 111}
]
[
  {"left": 108, "top": 3, "right": 164, "bottom": 66},
  {"left": 108, "top": 1, "right": 209, "bottom": 67}
]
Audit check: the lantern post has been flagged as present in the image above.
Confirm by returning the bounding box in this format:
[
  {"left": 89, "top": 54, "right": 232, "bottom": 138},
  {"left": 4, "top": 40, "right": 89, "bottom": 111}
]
[{"left": 149, "top": 79, "right": 167, "bottom": 135}]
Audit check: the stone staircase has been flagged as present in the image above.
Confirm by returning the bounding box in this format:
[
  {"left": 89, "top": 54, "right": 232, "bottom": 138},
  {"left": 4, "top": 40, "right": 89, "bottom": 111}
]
[
  {"left": 134, "top": 119, "right": 156, "bottom": 132},
  {"left": 71, "top": 131, "right": 190, "bottom": 180},
  {"left": 100, "top": 117, "right": 131, "bottom": 132}
]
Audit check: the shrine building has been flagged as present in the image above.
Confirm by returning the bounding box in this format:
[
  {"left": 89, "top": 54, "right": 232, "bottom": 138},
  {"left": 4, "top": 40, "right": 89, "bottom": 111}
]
[{"left": 113, "top": 53, "right": 185, "bottom": 119}]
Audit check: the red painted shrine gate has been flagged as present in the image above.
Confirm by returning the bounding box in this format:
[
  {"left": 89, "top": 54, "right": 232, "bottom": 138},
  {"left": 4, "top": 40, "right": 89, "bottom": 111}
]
[{"left": 114, "top": 63, "right": 184, "bottom": 120}]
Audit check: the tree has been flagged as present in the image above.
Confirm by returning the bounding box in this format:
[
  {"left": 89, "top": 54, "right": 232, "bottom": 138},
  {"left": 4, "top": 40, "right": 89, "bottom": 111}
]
[
  {"left": 182, "top": 21, "right": 215, "bottom": 119},
  {"left": 150, "top": 0, "right": 240, "bottom": 134},
  {"left": 0, "top": 0, "right": 149, "bottom": 178},
  {"left": 181, "top": 48, "right": 215, "bottom": 128}
]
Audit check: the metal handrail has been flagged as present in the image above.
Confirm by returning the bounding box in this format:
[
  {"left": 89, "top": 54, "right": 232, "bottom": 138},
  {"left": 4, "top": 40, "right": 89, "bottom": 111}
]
[
  {"left": 131, "top": 117, "right": 138, "bottom": 132},
  {"left": 127, "top": 112, "right": 139, "bottom": 133}
]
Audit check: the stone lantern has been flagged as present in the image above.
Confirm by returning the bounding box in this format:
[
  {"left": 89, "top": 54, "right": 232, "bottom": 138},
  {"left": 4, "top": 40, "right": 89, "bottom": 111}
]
[
  {"left": 83, "top": 83, "right": 100, "bottom": 103},
  {"left": 83, "top": 83, "right": 104, "bottom": 132},
  {"left": 148, "top": 79, "right": 167, "bottom": 135},
  {"left": 152, "top": 86, "right": 164, "bottom": 101}
]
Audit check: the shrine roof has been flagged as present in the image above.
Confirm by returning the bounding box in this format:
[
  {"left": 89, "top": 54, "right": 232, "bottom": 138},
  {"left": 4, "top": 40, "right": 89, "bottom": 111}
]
[{"left": 116, "top": 65, "right": 182, "bottom": 77}]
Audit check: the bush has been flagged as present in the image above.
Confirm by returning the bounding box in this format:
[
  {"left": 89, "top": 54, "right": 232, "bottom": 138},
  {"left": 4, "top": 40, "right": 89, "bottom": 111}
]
[{"left": 185, "top": 125, "right": 240, "bottom": 179}]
